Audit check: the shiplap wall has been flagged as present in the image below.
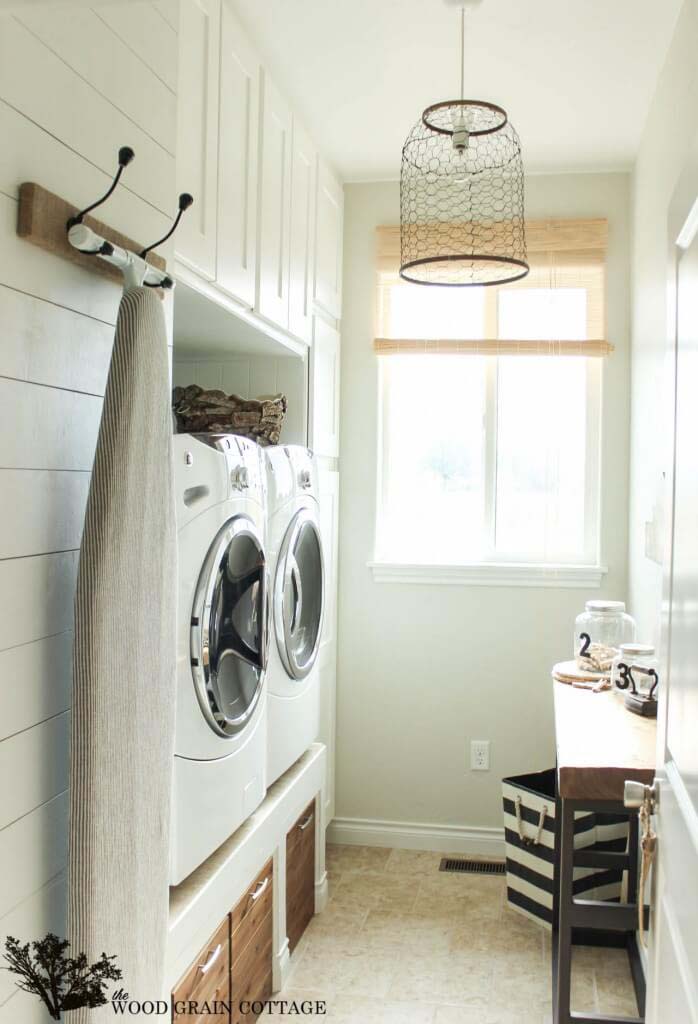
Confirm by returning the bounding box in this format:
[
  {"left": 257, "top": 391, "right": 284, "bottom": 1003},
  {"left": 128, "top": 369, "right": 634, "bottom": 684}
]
[
  {"left": 0, "top": 5, "right": 178, "bottom": 1020},
  {"left": 173, "top": 356, "right": 308, "bottom": 445}
]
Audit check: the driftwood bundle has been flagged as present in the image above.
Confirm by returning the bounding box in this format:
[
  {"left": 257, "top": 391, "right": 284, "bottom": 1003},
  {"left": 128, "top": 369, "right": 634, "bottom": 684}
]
[{"left": 172, "top": 385, "right": 287, "bottom": 446}]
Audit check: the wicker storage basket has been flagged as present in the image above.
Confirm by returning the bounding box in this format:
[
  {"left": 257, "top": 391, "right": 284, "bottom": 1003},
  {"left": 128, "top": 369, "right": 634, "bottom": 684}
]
[{"left": 172, "top": 385, "right": 286, "bottom": 446}]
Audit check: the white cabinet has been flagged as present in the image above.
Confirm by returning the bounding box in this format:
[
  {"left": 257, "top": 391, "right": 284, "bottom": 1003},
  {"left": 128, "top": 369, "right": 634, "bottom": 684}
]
[
  {"left": 318, "top": 469, "right": 339, "bottom": 659},
  {"left": 314, "top": 158, "right": 344, "bottom": 321},
  {"left": 256, "top": 71, "right": 292, "bottom": 330},
  {"left": 288, "top": 120, "right": 317, "bottom": 345},
  {"left": 176, "top": 0, "right": 221, "bottom": 280},
  {"left": 318, "top": 467, "right": 339, "bottom": 824},
  {"left": 310, "top": 317, "right": 340, "bottom": 458},
  {"left": 174, "top": 15, "right": 343, "bottom": 354},
  {"left": 216, "top": 3, "right": 260, "bottom": 307}
]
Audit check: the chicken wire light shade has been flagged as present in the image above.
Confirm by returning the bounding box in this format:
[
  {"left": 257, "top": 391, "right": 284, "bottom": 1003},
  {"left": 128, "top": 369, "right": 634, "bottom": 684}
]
[{"left": 400, "top": 97, "right": 529, "bottom": 286}]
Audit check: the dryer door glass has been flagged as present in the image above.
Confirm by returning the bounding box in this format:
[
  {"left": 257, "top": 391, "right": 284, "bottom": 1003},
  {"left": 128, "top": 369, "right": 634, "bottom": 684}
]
[
  {"left": 192, "top": 516, "right": 268, "bottom": 737},
  {"left": 276, "top": 511, "right": 324, "bottom": 680}
]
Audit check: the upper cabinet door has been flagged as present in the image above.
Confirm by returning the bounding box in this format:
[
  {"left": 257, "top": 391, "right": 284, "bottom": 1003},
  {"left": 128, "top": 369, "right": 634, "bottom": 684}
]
[
  {"left": 309, "top": 317, "right": 340, "bottom": 458},
  {"left": 256, "top": 71, "right": 292, "bottom": 331},
  {"left": 176, "top": 0, "right": 221, "bottom": 280},
  {"left": 217, "top": 3, "right": 260, "bottom": 307},
  {"left": 288, "top": 120, "right": 317, "bottom": 345},
  {"left": 314, "top": 159, "right": 344, "bottom": 321}
]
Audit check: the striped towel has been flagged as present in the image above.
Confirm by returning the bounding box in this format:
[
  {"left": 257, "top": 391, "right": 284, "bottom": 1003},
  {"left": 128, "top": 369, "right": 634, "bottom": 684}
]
[{"left": 69, "top": 287, "right": 176, "bottom": 1017}]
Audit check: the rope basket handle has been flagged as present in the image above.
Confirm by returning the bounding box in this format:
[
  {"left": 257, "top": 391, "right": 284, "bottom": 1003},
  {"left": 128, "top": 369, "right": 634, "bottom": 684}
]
[{"left": 515, "top": 795, "right": 548, "bottom": 846}]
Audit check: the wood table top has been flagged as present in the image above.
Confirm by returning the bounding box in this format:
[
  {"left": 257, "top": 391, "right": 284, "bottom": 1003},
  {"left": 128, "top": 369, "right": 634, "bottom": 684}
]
[{"left": 553, "top": 679, "right": 657, "bottom": 802}]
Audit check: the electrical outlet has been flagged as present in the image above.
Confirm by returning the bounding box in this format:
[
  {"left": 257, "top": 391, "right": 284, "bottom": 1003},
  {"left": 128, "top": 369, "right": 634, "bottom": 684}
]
[{"left": 470, "top": 740, "right": 490, "bottom": 771}]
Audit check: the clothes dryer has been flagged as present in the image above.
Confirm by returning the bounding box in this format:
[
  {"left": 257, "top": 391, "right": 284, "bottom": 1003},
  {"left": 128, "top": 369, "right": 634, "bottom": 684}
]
[{"left": 264, "top": 446, "right": 324, "bottom": 785}]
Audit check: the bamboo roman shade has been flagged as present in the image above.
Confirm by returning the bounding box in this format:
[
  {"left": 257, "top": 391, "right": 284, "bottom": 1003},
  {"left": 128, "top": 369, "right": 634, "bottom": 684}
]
[{"left": 375, "top": 218, "right": 612, "bottom": 356}]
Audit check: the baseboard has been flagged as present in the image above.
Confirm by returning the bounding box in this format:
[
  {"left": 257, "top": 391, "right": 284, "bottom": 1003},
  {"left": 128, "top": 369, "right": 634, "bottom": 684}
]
[
  {"left": 326, "top": 816, "right": 505, "bottom": 857},
  {"left": 314, "top": 871, "right": 329, "bottom": 913},
  {"left": 272, "top": 940, "right": 291, "bottom": 993}
]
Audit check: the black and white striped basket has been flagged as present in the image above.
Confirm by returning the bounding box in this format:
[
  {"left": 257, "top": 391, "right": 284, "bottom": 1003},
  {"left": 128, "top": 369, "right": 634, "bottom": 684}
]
[{"left": 502, "top": 769, "right": 627, "bottom": 929}]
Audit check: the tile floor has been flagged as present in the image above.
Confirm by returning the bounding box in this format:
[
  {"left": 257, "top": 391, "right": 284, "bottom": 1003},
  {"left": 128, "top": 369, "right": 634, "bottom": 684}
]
[{"left": 262, "top": 845, "right": 639, "bottom": 1024}]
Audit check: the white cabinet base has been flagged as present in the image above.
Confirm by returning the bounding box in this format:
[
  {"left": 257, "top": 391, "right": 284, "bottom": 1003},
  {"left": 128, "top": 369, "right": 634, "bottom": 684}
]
[
  {"left": 167, "top": 743, "right": 327, "bottom": 995},
  {"left": 314, "top": 872, "right": 329, "bottom": 914}
]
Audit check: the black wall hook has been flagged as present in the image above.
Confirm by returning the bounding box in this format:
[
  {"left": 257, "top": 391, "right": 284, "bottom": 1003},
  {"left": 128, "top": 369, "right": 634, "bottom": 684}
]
[
  {"left": 139, "top": 192, "right": 194, "bottom": 260},
  {"left": 67, "top": 146, "right": 135, "bottom": 230}
]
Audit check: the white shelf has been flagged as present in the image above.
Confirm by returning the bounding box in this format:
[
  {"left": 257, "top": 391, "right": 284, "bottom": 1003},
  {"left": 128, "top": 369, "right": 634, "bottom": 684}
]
[{"left": 173, "top": 263, "right": 308, "bottom": 360}]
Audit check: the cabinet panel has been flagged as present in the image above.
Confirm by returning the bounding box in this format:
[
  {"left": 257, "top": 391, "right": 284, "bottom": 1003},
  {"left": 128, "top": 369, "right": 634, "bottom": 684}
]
[
  {"left": 318, "top": 469, "right": 338, "bottom": 823},
  {"left": 318, "top": 650, "right": 336, "bottom": 825},
  {"left": 286, "top": 800, "right": 315, "bottom": 861},
  {"left": 309, "top": 318, "right": 340, "bottom": 458},
  {"left": 286, "top": 800, "right": 315, "bottom": 954},
  {"left": 172, "top": 916, "right": 230, "bottom": 1023},
  {"left": 230, "top": 914, "right": 273, "bottom": 1024},
  {"left": 314, "top": 159, "right": 343, "bottom": 320},
  {"left": 256, "top": 71, "right": 292, "bottom": 330},
  {"left": 176, "top": 0, "right": 221, "bottom": 279},
  {"left": 318, "top": 469, "right": 339, "bottom": 658},
  {"left": 229, "top": 859, "right": 273, "bottom": 954},
  {"left": 288, "top": 120, "right": 316, "bottom": 344},
  {"left": 217, "top": 3, "right": 260, "bottom": 306}
]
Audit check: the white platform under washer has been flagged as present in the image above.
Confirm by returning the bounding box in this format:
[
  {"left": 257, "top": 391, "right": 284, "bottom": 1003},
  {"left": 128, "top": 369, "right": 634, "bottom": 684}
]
[
  {"left": 265, "top": 446, "right": 325, "bottom": 786},
  {"left": 171, "top": 433, "right": 269, "bottom": 885}
]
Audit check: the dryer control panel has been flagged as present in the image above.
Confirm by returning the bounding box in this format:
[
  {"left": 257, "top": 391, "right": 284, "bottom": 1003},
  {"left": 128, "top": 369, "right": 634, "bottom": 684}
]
[{"left": 286, "top": 446, "right": 320, "bottom": 499}]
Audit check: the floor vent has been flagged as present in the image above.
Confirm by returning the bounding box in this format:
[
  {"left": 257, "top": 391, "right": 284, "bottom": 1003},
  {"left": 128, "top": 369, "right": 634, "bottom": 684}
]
[{"left": 439, "top": 858, "right": 506, "bottom": 875}]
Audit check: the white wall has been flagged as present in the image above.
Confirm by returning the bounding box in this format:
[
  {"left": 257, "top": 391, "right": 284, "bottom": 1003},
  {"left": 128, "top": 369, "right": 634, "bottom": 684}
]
[
  {"left": 0, "top": 5, "right": 177, "bottom": 1021},
  {"left": 172, "top": 355, "right": 308, "bottom": 445},
  {"left": 628, "top": 0, "right": 698, "bottom": 645},
  {"left": 334, "top": 173, "right": 631, "bottom": 837}
]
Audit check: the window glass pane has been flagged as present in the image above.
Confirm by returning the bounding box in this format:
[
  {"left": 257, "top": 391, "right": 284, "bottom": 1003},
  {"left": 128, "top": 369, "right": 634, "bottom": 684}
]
[
  {"left": 385, "top": 284, "right": 485, "bottom": 340},
  {"left": 378, "top": 355, "right": 487, "bottom": 563},
  {"left": 495, "top": 356, "right": 588, "bottom": 561},
  {"left": 498, "top": 288, "right": 587, "bottom": 340}
]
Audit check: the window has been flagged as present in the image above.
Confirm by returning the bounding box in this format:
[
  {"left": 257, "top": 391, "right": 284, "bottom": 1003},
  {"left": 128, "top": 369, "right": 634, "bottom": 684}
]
[{"left": 373, "top": 220, "right": 609, "bottom": 583}]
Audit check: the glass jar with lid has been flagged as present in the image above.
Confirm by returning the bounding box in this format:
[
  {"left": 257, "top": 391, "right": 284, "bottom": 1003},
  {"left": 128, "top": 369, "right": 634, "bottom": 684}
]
[
  {"left": 573, "top": 600, "right": 636, "bottom": 659},
  {"left": 611, "top": 643, "right": 659, "bottom": 698}
]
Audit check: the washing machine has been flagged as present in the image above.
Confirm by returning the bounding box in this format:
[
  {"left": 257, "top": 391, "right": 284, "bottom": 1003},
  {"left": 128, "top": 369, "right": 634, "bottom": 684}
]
[
  {"left": 170, "top": 433, "right": 269, "bottom": 885},
  {"left": 264, "top": 446, "right": 325, "bottom": 786}
]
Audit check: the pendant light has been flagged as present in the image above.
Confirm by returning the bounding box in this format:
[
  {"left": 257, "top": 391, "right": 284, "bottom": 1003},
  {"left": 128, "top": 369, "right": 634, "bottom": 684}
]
[{"left": 400, "top": 0, "right": 529, "bottom": 287}]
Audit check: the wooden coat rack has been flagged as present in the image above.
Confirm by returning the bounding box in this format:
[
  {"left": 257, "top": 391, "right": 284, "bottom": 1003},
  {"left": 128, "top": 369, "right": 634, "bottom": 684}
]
[{"left": 16, "top": 147, "right": 192, "bottom": 291}]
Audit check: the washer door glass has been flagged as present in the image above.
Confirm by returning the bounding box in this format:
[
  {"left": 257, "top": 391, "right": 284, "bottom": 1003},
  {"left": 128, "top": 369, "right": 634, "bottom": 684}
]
[
  {"left": 192, "top": 516, "right": 267, "bottom": 737},
  {"left": 275, "top": 510, "right": 324, "bottom": 680}
]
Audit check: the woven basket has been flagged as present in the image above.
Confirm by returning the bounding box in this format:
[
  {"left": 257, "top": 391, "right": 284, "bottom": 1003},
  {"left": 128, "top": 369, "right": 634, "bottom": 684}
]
[{"left": 172, "top": 385, "right": 287, "bottom": 446}]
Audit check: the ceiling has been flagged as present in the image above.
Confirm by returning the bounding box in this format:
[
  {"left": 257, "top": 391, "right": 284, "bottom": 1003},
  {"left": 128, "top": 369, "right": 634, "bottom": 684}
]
[{"left": 231, "top": 0, "right": 682, "bottom": 181}]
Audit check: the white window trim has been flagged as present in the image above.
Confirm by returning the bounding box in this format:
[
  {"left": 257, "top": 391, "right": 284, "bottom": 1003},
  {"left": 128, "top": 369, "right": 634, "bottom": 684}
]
[{"left": 368, "top": 561, "right": 608, "bottom": 588}]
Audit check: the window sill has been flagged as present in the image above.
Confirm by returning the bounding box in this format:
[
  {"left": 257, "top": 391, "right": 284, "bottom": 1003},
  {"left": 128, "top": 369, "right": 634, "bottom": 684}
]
[{"left": 367, "top": 561, "right": 608, "bottom": 588}]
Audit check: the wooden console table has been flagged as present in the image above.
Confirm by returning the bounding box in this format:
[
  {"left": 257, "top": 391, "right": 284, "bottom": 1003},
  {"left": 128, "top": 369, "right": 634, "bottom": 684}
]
[{"left": 553, "top": 681, "right": 656, "bottom": 1024}]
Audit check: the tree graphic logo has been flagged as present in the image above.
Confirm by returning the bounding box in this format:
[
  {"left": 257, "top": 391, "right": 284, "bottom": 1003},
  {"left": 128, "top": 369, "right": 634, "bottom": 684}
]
[{"left": 2, "top": 932, "right": 122, "bottom": 1020}]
